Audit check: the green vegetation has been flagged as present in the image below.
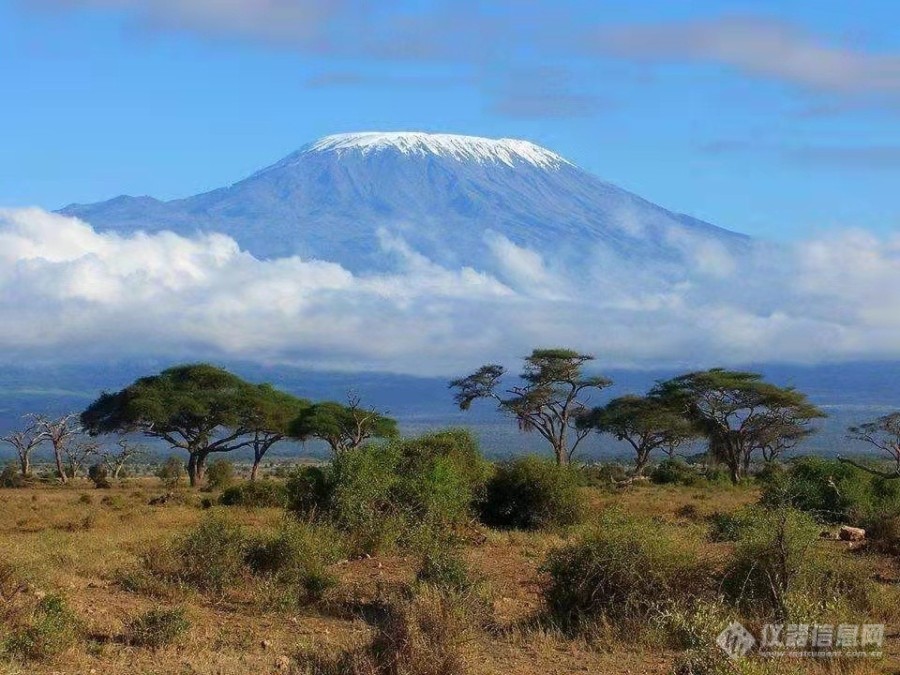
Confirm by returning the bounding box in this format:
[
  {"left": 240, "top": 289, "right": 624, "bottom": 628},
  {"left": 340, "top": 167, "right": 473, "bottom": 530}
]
[
  {"left": 480, "top": 455, "right": 584, "bottom": 530},
  {"left": 126, "top": 607, "right": 190, "bottom": 648},
  {"left": 542, "top": 510, "right": 708, "bottom": 630},
  {"left": 1, "top": 355, "right": 899, "bottom": 673}
]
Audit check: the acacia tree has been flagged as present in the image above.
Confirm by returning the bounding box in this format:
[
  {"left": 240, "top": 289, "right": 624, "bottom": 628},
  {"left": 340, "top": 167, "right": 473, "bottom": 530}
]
[
  {"left": 579, "top": 394, "right": 696, "bottom": 476},
  {"left": 1, "top": 416, "right": 46, "bottom": 478},
  {"left": 35, "top": 414, "right": 82, "bottom": 484},
  {"left": 80, "top": 364, "right": 261, "bottom": 487},
  {"left": 842, "top": 413, "right": 900, "bottom": 479},
  {"left": 289, "top": 394, "right": 397, "bottom": 457},
  {"left": 451, "top": 348, "right": 612, "bottom": 465},
  {"left": 651, "top": 369, "right": 825, "bottom": 483},
  {"left": 240, "top": 384, "right": 310, "bottom": 480}
]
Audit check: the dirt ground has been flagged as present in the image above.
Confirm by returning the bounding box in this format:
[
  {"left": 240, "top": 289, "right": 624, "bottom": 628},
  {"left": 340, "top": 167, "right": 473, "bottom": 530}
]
[{"left": 0, "top": 479, "right": 896, "bottom": 674}]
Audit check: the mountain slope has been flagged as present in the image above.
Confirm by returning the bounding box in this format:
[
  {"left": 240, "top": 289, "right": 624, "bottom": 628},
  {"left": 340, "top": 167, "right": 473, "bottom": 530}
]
[{"left": 60, "top": 131, "right": 748, "bottom": 271}]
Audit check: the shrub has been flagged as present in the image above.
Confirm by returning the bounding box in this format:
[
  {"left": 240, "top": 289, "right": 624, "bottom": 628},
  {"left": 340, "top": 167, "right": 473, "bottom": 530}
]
[
  {"left": 392, "top": 429, "right": 491, "bottom": 528},
  {"left": 156, "top": 456, "right": 185, "bottom": 490},
  {"left": 287, "top": 431, "right": 489, "bottom": 554},
  {"left": 126, "top": 607, "right": 190, "bottom": 648},
  {"left": 142, "top": 515, "right": 247, "bottom": 598},
  {"left": 479, "top": 456, "right": 583, "bottom": 530},
  {"left": 245, "top": 520, "right": 344, "bottom": 606},
  {"left": 204, "top": 459, "right": 235, "bottom": 491},
  {"left": 706, "top": 509, "right": 755, "bottom": 543},
  {"left": 0, "top": 463, "right": 25, "bottom": 489},
  {"left": 542, "top": 509, "right": 708, "bottom": 630},
  {"left": 650, "top": 459, "right": 703, "bottom": 486},
  {"left": 219, "top": 480, "right": 287, "bottom": 508},
  {"left": 297, "top": 587, "right": 472, "bottom": 675},
  {"left": 721, "top": 505, "right": 874, "bottom": 622},
  {"left": 578, "top": 462, "right": 628, "bottom": 489},
  {"left": 759, "top": 457, "right": 874, "bottom": 523},
  {"left": 2, "top": 594, "right": 80, "bottom": 661},
  {"left": 87, "top": 463, "right": 111, "bottom": 489},
  {"left": 867, "top": 513, "right": 900, "bottom": 555},
  {"left": 284, "top": 465, "right": 331, "bottom": 514},
  {"left": 415, "top": 547, "right": 474, "bottom": 593}
]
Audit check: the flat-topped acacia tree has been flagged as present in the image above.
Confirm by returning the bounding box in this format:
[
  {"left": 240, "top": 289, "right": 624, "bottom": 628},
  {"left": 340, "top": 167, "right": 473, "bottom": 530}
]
[
  {"left": 289, "top": 395, "right": 397, "bottom": 456},
  {"left": 451, "top": 348, "right": 612, "bottom": 465},
  {"left": 651, "top": 369, "right": 825, "bottom": 483},
  {"left": 579, "top": 394, "right": 697, "bottom": 476},
  {"left": 80, "top": 364, "right": 306, "bottom": 486}
]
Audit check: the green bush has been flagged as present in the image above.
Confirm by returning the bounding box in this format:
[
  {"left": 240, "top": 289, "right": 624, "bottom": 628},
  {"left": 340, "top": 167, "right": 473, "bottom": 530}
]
[
  {"left": 0, "top": 463, "right": 25, "bottom": 489},
  {"left": 245, "top": 520, "right": 344, "bottom": 606},
  {"left": 3, "top": 594, "right": 80, "bottom": 661},
  {"left": 391, "top": 429, "right": 491, "bottom": 529},
  {"left": 650, "top": 459, "right": 703, "bottom": 486},
  {"left": 219, "top": 480, "right": 287, "bottom": 508},
  {"left": 285, "top": 465, "right": 331, "bottom": 514},
  {"left": 542, "top": 510, "right": 708, "bottom": 630},
  {"left": 287, "top": 430, "right": 488, "bottom": 554},
  {"left": 721, "top": 505, "right": 874, "bottom": 622},
  {"left": 126, "top": 607, "right": 190, "bottom": 648},
  {"left": 204, "top": 459, "right": 235, "bottom": 491},
  {"left": 88, "top": 463, "right": 111, "bottom": 489},
  {"left": 155, "top": 456, "right": 185, "bottom": 490},
  {"left": 578, "top": 462, "right": 629, "bottom": 489},
  {"left": 759, "top": 456, "right": 900, "bottom": 524},
  {"left": 706, "top": 509, "right": 755, "bottom": 542},
  {"left": 415, "top": 547, "right": 474, "bottom": 593},
  {"left": 143, "top": 515, "right": 247, "bottom": 598},
  {"left": 479, "top": 456, "right": 583, "bottom": 531}
]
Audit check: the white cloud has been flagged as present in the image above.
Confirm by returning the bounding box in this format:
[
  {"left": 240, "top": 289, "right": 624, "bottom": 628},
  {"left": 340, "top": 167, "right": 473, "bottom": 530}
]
[
  {"left": 1, "top": 208, "right": 899, "bottom": 375},
  {"left": 595, "top": 16, "right": 900, "bottom": 95}
]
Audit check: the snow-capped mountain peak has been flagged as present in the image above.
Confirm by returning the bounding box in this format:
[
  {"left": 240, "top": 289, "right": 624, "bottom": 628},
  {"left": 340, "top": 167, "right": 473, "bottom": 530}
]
[
  {"left": 289, "top": 131, "right": 572, "bottom": 170},
  {"left": 60, "top": 130, "right": 747, "bottom": 270}
]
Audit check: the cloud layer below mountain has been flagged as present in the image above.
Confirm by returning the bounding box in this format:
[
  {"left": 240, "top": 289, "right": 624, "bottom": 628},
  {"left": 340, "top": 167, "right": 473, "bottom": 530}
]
[{"left": 1, "top": 207, "right": 897, "bottom": 375}]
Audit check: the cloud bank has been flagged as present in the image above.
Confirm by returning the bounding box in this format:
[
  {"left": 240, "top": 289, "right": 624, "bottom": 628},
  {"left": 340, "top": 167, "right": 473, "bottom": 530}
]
[{"left": 1, "top": 208, "right": 898, "bottom": 375}]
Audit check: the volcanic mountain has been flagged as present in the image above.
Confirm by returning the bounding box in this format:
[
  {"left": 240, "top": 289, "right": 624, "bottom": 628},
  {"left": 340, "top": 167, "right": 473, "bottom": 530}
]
[{"left": 60, "top": 131, "right": 748, "bottom": 271}]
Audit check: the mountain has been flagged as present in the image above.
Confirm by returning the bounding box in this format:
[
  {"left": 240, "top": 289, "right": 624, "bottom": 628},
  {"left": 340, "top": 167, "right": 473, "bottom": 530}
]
[{"left": 60, "top": 132, "right": 748, "bottom": 272}]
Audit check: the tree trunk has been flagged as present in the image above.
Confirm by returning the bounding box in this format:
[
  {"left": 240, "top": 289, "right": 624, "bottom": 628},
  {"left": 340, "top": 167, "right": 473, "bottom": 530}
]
[
  {"left": 53, "top": 447, "right": 68, "bottom": 484},
  {"left": 187, "top": 452, "right": 203, "bottom": 487},
  {"left": 19, "top": 453, "right": 30, "bottom": 478},
  {"left": 634, "top": 449, "right": 650, "bottom": 476},
  {"left": 554, "top": 442, "right": 568, "bottom": 466},
  {"left": 250, "top": 457, "right": 261, "bottom": 481}
]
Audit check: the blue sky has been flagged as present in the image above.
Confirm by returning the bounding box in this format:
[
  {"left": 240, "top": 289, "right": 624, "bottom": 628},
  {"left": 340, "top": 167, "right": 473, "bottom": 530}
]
[{"left": 3, "top": 0, "right": 900, "bottom": 240}]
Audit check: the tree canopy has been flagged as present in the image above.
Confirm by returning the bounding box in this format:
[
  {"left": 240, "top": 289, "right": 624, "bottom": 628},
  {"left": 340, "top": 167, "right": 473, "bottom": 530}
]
[
  {"left": 579, "top": 394, "right": 696, "bottom": 475},
  {"left": 650, "top": 369, "right": 825, "bottom": 483},
  {"left": 80, "top": 364, "right": 305, "bottom": 486},
  {"left": 451, "top": 348, "right": 612, "bottom": 465},
  {"left": 843, "top": 413, "right": 900, "bottom": 479},
  {"left": 289, "top": 396, "right": 397, "bottom": 456}
]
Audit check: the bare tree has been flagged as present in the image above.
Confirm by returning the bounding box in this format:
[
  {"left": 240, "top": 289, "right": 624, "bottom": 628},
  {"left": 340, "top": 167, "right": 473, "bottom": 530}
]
[
  {"left": 35, "top": 414, "right": 82, "bottom": 483},
  {"left": 842, "top": 413, "right": 900, "bottom": 479},
  {"left": 102, "top": 438, "right": 145, "bottom": 480},
  {"left": 64, "top": 439, "right": 100, "bottom": 479},
  {"left": 1, "top": 416, "right": 47, "bottom": 478}
]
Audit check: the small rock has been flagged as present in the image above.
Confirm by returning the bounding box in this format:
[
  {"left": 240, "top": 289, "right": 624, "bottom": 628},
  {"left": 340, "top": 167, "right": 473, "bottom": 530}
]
[
  {"left": 261, "top": 639, "right": 273, "bottom": 650},
  {"left": 839, "top": 525, "right": 866, "bottom": 542}
]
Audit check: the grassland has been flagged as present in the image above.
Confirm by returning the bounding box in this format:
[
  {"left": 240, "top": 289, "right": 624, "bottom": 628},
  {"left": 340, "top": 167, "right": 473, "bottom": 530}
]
[{"left": 0, "top": 475, "right": 896, "bottom": 674}]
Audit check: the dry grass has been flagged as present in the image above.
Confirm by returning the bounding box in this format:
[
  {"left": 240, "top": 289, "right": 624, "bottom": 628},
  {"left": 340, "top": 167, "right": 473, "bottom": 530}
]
[{"left": 0, "top": 479, "right": 896, "bottom": 674}]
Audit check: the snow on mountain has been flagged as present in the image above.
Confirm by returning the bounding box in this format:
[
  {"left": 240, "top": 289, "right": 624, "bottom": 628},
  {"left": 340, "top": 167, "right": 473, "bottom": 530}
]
[{"left": 60, "top": 132, "right": 748, "bottom": 276}]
